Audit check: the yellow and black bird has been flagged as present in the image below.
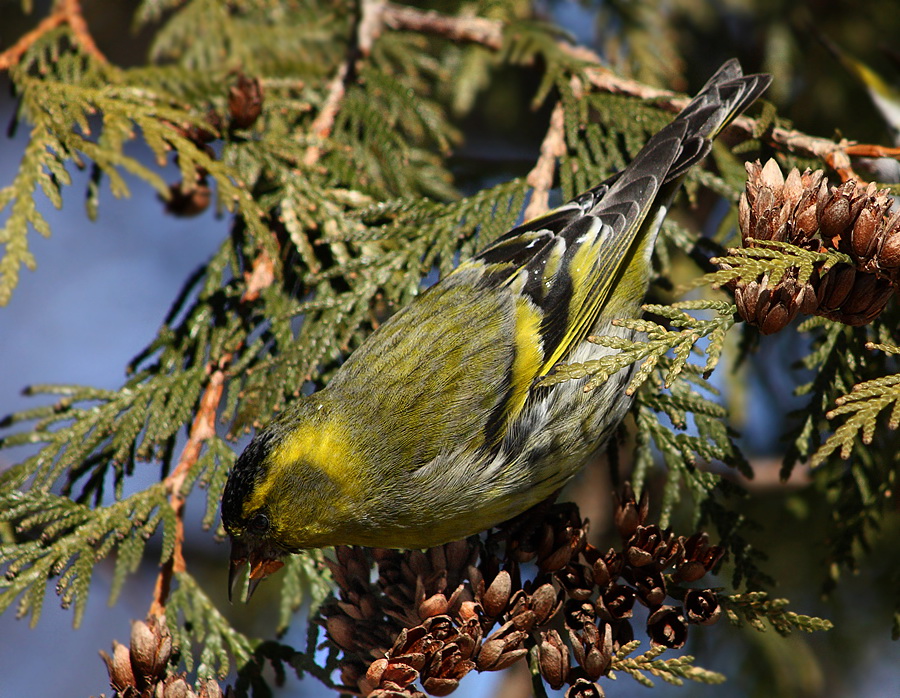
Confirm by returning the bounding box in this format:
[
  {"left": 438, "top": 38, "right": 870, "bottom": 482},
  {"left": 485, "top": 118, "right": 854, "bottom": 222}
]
[{"left": 222, "top": 59, "right": 771, "bottom": 600}]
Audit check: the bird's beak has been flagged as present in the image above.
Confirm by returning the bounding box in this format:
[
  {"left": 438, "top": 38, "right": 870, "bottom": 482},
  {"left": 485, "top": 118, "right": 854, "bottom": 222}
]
[
  {"left": 228, "top": 538, "right": 249, "bottom": 603},
  {"left": 228, "top": 537, "right": 285, "bottom": 603}
]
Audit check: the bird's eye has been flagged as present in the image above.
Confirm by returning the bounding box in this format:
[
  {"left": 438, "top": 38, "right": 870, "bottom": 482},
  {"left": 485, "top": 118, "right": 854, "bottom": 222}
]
[{"left": 247, "top": 512, "right": 270, "bottom": 534}]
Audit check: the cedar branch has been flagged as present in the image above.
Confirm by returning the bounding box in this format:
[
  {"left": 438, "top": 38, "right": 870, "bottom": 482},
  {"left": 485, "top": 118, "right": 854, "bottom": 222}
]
[
  {"left": 303, "top": 0, "right": 383, "bottom": 166},
  {"left": 380, "top": 1, "right": 504, "bottom": 48},
  {"left": 149, "top": 363, "right": 227, "bottom": 617},
  {"left": 523, "top": 99, "right": 568, "bottom": 220},
  {"left": 361, "top": 6, "right": 887, "bottom": 185},
  {"left": 0, "top": 0, "right": 107, "bottom": 71}
]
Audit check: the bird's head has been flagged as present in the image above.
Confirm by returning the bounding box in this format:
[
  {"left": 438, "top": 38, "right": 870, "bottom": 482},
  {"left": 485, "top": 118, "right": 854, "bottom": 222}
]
[{"left": 221, "top": 396, "right": 365, "bottom": 601}]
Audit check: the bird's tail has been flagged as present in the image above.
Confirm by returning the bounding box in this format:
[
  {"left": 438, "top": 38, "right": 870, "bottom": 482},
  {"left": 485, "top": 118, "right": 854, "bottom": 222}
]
[
  {"left": 577, "top": 61, "right": 771, "bottom": 308},
  {"left": 658, "top": 58, "right": 772, "bottom": 183},
  {"left": 588, "top": 59, "right": 772, "bottom": 235},
  {"left": 548, "top": 59, "right": 771, "bottom": 361},
  {"left": 466, "top": 60, "right": 771, "bottom": 379}
]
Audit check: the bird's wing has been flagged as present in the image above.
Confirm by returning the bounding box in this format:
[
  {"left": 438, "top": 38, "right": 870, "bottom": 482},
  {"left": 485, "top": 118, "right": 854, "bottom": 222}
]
[
  {"left": 333, "top": 61, "right": 770, "bottom": 464},
  {"left": 451, "top": 60, "right": 771, "bottom": 437},
  {"left": 466, "top": 59, "right": 770, "bottom": 374}
]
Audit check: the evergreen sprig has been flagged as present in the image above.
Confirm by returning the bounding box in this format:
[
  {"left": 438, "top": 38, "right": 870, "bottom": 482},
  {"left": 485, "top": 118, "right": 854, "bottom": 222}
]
[
  {"left": 635, "top": 368, "right": 750, "bottom": 492},
  {"left": 724, "top": 591, "right": 834, "bottom": 635},
  {"left": 1, "top": 39, "right": 273, "bottom": 307},
  {"left": 168, "top": 571, "right": 255, "bottom": 678},
  {"left": 611, "top": 641, "right": 726, "bottom": 687},
  {"left": 276, "top": 551, "right": 332, "bottom": 637},
  {"left": 781, "top": 318, "right": 857, "bottom": 477},
  {"left": 0, "top": 372, "right": 205, "bottom": 497},
  {"left": 540, "top": 299, "right": 735, "bottom": 396},
  {"left": 698, "top": 239, "right": 852, "bottom": 291},
  {"left": 0, "top": 486, "right": 173, "bottom": 627},
  {"left": 813, "top": 343, "right": 900, "bottom": 465},
  {"left": 776, "top": 321, "right": 900, "bottom": 606}
]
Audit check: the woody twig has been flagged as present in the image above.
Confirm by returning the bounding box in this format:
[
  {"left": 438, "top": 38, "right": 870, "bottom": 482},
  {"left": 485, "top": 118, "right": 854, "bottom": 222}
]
[{"left": 0, "top": 0, "right": 106, "bottom": 71}]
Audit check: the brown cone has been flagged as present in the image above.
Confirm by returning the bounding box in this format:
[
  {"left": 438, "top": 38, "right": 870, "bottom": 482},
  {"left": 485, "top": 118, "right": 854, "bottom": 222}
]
[{"left": 730, "top": 159, "right": 898, "bottom": 332}]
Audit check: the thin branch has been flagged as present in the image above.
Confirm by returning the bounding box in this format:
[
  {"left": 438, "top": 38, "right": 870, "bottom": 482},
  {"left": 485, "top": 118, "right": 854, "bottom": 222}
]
[
  {"left": 0, "top": 12, "right": 67, "bottom": 71},
  {"left": 0, "top": 0, "right": 107, "bottom": 71},
  {"left": 303, "top": 1, "right": 385, "bottom": 166},
  {"left": 303, "top": 59, "right": 354, "bottom": 166},
  {"left": 357, "top": 0, "right": 386, "bottom": 55},
  {"left": 341, "top": 3, "right": 894, "bottom": 188},
  {"left": 241, "top": 250, "right": 276, "bottom": 302},
  {"left": 62, "top": 0, "right": 105, "bottom": 62},
  {"left": 146, "top": 239, "right": 281, "bottom": 617},
  {"left": 523, "top": 99, "right": 567, "bottom": 220},
  {"left": 566, "top": 47, "right": 868, "bottom": 181},
  {"left": 844, "top": 143, "right": 900, "bottom": 159},
  {"left": 379, "top": 1, "right": 504, "bottom": 49},
  {"left": 149, "top": 362, "right": 227, "bottom": 617}
]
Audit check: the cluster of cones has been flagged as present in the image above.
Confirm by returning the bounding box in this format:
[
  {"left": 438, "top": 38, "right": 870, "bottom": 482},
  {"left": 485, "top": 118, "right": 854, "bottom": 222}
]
[
  {"left": 100, "top": 615, "right": 223, "bottom": 698},
  {"left": 728, "top": 159, "right": 899, "bottom": 333},
  {"left": 164, "top": 73, "right": 264, "bottom": 218},
  {"left": 320, "top": 488, "right": 724, "bottom": 698}
]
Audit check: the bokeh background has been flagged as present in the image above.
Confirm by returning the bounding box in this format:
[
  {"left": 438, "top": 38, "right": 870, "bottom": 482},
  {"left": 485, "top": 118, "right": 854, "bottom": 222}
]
[{"left": 1, "top": 1, "right": 899, "bottom": 696}]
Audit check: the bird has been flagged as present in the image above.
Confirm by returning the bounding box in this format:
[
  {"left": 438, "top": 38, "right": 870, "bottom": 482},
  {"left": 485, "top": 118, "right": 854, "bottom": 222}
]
[{"left": 221, "top": 59, "right": 771, "bottom": 601}]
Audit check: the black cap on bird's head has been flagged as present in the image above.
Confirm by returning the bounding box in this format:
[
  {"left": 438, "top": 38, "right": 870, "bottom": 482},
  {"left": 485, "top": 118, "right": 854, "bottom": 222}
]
[{"left": 221, "top": 430, "right": 288, "bottom": 602}]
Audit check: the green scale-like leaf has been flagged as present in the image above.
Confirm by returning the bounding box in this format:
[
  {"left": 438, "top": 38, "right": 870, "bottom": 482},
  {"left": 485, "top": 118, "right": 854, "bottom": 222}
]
[{"left": 0, "top": 486, "right": 170, "bottom": 627}]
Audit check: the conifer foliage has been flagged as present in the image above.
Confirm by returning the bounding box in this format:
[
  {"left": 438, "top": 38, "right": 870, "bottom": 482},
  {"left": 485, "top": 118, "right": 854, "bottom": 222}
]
[{"left": 1, "top": 1, "right": 897, "bottom": 697}]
